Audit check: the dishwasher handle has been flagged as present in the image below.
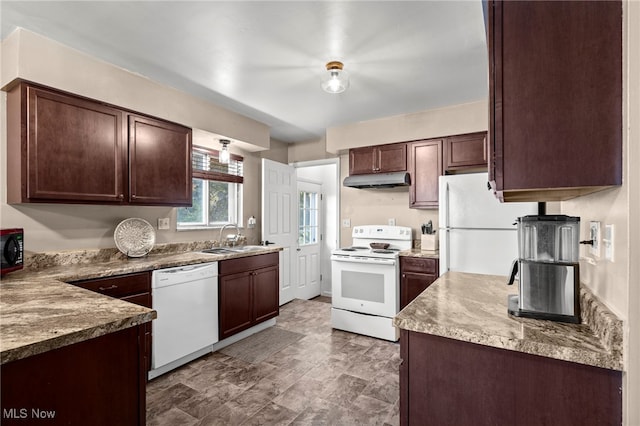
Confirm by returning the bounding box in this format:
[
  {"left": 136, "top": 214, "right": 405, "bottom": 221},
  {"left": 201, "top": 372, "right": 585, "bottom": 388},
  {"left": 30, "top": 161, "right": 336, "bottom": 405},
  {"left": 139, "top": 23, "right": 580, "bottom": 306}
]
[{"left": 153, "top": 262, "right": 218, "bottom": 288}]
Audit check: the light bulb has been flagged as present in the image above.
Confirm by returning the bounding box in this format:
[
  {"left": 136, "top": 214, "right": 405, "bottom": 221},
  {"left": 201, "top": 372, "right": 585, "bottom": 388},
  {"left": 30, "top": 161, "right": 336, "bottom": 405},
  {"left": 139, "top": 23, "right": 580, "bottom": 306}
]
[{"left": 219, "top": 139, "right": 231, "bottom": 164}]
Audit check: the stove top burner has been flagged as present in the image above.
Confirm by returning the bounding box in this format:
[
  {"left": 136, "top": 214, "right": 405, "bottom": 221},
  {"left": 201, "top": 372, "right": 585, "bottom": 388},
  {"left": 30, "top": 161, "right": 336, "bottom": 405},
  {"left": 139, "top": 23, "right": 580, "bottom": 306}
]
[
  {"left": 372, "top": 249, "right": 396, "bottom": 254},
  {"left": 350, "top": 246, "right": 368, "bottom": 250},
  {"left": 341, "top": 248, "right": 357, "bottom": 252}
]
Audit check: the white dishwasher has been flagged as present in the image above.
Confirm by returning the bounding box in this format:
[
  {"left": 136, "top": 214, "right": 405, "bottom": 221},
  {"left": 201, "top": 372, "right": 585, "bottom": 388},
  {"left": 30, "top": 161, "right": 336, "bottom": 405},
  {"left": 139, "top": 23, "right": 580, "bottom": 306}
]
[{"left": 149, "top": 262, "right": 218, "bottom": 380}]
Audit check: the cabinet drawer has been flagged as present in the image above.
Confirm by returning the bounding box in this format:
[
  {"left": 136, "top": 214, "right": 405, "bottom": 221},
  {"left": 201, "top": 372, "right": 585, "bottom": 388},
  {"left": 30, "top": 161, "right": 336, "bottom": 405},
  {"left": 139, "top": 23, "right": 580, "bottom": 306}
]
[
  {"left": 401, "top": 257, "right": 438, "bottom": 274},
  {"left": 120, "top": 292, "right": 152, "bottom": 308},
  {"left": 72, "top": 272, "right": 151, "bottom": 299},
  {"left": 219, "top": 252, "right": 279, "bottom": 276}
]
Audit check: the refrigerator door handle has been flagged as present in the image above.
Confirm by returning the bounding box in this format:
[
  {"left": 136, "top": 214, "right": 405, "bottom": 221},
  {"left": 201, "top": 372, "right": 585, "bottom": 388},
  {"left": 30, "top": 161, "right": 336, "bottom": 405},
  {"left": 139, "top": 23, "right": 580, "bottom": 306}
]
[{"left": 443, "top": 182, "right": 450, "bottom": 228}]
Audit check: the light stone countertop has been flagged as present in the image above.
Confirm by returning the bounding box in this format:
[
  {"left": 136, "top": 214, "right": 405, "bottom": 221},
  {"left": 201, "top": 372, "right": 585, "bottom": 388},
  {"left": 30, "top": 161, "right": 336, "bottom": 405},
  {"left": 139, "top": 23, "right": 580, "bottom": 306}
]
[
  {"left": 0, "top": 246, "right": 281, "bottom": 365},
  {"left": 399, "top": 249, "right": 439, "bottom": 259},
  {"left": 393, "top": 271, "right": 623, "bottom": 371}
]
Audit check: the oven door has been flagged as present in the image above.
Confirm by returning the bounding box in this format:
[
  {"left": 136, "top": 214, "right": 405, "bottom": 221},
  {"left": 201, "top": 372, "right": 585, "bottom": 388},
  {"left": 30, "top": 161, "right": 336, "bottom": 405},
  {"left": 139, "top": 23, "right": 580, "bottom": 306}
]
[{"left": 331, "top": 255, "right": 399, "bottom": 317}]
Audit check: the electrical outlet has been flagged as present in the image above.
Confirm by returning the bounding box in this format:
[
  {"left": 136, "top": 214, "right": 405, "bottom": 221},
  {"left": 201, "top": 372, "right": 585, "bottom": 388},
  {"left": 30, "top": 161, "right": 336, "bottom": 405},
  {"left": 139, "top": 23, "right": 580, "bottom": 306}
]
[
  {"left": 342, "top": 219, "right": 351, "bottom": 228},
  {"left": 388, "top": 218, "right": 396, "bottom": 226},
  {"left": 157, "top": 218, "right": 170, "bottom": 230},
  {"left": 604, "top": 224, "right": 614, "bottom": 261},
  {"left": 589, "top": 221, "right": 600, "bottom": 257}
]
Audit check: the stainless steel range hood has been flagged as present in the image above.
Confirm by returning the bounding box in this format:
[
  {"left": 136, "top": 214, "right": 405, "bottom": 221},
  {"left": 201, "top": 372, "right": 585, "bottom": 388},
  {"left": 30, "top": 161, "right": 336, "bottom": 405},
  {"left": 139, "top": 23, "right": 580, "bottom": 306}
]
[{"left": 343, "top": 172, "right": 411, "bottom": 189}]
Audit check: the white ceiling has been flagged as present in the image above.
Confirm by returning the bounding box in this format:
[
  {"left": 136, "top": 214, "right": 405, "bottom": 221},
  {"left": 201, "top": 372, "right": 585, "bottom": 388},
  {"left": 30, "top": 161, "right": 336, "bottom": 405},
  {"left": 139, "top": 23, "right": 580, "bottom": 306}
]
[{"left": 0, "top": 1, "right": 489, "bottom": 144}]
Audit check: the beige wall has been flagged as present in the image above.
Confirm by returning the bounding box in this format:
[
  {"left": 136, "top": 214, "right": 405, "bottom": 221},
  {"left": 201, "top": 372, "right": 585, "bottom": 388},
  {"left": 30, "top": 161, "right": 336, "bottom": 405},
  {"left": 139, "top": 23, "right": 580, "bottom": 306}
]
[
  {"left": 332, "top": 101, "right": 488, "bottom": 247},
  {"left": 0, "top": 29, "right": 275, "bottom": 253},
  {"left": 260, "top": 138, "right": 289, "bottom": 163},
  {"left": 288, "top": 136, "right": 336, "bottom": 163},
  {"left": 561, "top": 2, "right": 639, "bottom": 424},
  {"left": 326, "top": 100, "right": 487, "bottom": 154},
  {"left": 0, "top": 29, "right": 270, "bottom": 149}
]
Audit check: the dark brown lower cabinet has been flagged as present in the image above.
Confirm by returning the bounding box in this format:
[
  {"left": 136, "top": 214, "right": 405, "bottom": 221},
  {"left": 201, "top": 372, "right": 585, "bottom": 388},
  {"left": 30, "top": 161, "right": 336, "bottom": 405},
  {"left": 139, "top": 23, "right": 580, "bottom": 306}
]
[
  {"left": 1, "top": 326, "right": 147, "bottom": 426},
  {"left": 400, "top": 330, "right": 622, "bottom": 426},
  {"left": 219, "top": 252, "right": 279, "bottom": 340},
  {"left": 400, "top": 257, "right": 439, "bottom": 309},
  {"left": 70, "top": 272, "right": 152, "bottom": 373}
]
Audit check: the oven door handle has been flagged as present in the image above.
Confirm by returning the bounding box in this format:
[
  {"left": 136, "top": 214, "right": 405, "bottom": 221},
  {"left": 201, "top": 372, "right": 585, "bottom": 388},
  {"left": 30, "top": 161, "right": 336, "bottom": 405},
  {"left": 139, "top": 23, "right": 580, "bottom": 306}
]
[{"left": 331, "top": 255, "right": 396, "bottom": 265}]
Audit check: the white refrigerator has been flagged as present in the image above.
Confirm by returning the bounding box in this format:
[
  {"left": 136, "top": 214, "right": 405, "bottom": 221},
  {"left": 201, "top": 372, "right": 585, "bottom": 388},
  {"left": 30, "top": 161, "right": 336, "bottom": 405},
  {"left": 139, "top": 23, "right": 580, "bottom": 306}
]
[{"left": 438, "top": 172, "right": 538, "bottom": 276}]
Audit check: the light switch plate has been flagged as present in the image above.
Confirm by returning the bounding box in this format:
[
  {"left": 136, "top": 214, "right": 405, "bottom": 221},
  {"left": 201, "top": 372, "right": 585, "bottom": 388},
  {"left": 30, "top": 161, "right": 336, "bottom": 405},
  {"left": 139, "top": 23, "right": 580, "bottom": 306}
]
[
  {"left": 342, "top": 219, "right": 351, "bottom": 228},
  {"left": 604, "top": 224, "right": 614, "bottom": 261},
  {"left": 589, "top": 221, "right": 600, "bottom": 257},
  {"left": 158, "top": 218, "right": 170, "bottom": 230},
  {"left": 388, "top": 218, "right": 396, "bottom": 226}
]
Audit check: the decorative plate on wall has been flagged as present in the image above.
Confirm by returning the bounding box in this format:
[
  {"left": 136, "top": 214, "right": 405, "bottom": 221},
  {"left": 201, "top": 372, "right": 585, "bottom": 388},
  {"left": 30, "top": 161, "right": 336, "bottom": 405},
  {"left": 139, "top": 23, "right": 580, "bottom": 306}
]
[{"left": 114, "top": 218, "right": 156, "bottom": 257}]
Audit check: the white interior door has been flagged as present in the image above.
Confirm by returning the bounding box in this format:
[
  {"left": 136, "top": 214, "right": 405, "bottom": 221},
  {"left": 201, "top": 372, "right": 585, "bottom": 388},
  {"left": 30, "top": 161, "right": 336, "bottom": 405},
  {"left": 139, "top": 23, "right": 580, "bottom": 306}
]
[
  {"left": 262, "top": 159, "right": 297, "bottom": 305},
  {"left": 296, "top": 180, "right": 322, "bottom": 300}
]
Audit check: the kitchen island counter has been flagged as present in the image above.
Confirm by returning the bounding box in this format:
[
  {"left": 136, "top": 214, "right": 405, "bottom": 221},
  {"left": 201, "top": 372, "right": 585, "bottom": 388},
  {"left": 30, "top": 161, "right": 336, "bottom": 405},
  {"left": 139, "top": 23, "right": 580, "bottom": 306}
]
[{"left": 393, "top": 271, "right": 622, "bottom": 370}]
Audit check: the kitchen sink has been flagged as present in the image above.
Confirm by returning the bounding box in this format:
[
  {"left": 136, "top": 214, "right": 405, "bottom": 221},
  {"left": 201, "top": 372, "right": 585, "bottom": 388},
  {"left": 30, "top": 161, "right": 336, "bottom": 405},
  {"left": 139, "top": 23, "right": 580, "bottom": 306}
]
[
  {"left": 200, "top": 245, "right": 266, "bottom": 255},
  {"left": 200, "top": 248, "right": 236, "bottom": 254},
  {"left": 229, "top": 245, "right": 265, "bottom": 252}
]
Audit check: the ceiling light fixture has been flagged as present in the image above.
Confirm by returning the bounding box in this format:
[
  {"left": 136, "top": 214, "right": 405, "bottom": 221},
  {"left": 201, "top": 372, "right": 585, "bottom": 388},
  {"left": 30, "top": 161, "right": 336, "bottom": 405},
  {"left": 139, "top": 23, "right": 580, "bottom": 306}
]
[
  {"left": 321, "top": 61, "right": 349, "bottom": 94},
  {"left": 219, "top": 139, "right": 230, "bottom": 164}
]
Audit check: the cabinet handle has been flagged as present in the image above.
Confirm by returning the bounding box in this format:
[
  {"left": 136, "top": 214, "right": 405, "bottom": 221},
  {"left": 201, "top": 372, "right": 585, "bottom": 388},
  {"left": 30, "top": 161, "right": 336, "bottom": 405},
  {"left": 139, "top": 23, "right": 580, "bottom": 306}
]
[
  {"left": 118, "top": 194, "right": 124, "bottom": 200},
  {"left": 131, "top": 194, "right": 137, "bottom": 199},
  {"left": 99, "top": 285, "right": 118, "bottom": 291}
]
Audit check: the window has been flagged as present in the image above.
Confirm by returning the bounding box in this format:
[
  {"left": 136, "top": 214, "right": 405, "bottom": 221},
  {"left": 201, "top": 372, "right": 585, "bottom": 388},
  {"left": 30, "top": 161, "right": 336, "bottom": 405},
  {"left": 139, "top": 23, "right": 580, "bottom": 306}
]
[
  {"left": 298, "top": 190, "right": 319, "bottom": 245},
  {"left": 177, "top": 146, "right": 243, "bottom": 228}
]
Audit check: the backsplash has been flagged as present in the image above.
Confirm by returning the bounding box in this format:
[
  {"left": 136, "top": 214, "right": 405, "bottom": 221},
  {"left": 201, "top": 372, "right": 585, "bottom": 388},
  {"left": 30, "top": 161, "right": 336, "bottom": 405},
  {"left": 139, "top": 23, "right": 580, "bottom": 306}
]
[{"left": 24, "top": 240, "right": 223, "bottom": 270}]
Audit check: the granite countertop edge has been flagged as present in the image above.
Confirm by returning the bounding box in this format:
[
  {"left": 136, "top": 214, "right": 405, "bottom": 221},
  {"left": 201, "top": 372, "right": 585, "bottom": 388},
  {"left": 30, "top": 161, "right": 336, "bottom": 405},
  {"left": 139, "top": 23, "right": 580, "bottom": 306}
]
[
  {"left": 1, "top": 246, "right": 281, "bottom": 364},
  {"left": 1, "top": 310, "right": 157, "bottom": 365},
  {"left": 393, "top": 271, "right": 623, "bottom": 371}
]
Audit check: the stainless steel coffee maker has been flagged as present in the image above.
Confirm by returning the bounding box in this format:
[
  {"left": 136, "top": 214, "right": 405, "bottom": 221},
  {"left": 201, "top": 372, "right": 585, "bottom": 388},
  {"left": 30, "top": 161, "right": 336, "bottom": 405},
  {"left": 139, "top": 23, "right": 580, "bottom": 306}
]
[{"left": 507, "top": 215, "right": 581, "bottom": 323}]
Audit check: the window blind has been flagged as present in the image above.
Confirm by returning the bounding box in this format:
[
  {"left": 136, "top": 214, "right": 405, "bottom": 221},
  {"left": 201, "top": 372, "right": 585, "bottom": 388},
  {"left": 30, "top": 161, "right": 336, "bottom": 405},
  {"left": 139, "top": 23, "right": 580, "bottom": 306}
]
[{"left": 192, "top": 146, "right": 243, "bottom": 183}]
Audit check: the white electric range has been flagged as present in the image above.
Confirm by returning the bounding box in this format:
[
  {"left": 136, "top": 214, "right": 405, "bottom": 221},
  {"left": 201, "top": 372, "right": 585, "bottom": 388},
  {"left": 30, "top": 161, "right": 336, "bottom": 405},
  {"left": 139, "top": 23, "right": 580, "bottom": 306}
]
[{"left": 330, "top": 225, "right": 413, "bottom": 341}]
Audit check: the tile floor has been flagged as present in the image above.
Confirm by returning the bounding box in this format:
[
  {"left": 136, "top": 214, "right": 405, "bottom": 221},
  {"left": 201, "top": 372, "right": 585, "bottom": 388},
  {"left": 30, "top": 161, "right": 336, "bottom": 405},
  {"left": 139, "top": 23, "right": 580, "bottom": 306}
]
[{"left": 147, "top": 297, "right": 400, "bottom": 425}]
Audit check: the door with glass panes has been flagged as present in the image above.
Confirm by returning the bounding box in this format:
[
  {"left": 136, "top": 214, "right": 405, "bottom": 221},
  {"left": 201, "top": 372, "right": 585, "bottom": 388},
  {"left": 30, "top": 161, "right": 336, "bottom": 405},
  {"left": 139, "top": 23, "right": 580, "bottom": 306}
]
[{"left": 297, "top": 180, "right": 322, "bottom": 300}]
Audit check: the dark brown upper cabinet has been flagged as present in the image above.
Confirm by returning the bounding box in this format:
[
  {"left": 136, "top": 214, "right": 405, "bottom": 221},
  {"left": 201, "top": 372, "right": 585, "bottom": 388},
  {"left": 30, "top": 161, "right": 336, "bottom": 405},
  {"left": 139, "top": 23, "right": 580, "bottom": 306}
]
[
  {"left": 128, "top": 114, "right": 192, "bottom": 206},
  {"left": 488, "top": 0, "right": 622, "bottom": 202},
  {"left": 349, "top": 143, "right": 407, "bottom": 175},
  {"left": 6, "top": 81, "right": 192, "bottom": 206},
  {"left": 444, "top": 132, "right": 487, "bottom": 172},
  {"left": 409, "top": 139, "right": 443, "bottom": 209}
]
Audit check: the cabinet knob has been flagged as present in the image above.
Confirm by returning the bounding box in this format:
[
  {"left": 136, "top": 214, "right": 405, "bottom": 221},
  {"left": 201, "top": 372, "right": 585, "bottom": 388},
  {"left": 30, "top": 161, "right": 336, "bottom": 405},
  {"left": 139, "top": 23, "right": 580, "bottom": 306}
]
[{"left": 118, "top": 194, "right": 124, "bottom": 200}]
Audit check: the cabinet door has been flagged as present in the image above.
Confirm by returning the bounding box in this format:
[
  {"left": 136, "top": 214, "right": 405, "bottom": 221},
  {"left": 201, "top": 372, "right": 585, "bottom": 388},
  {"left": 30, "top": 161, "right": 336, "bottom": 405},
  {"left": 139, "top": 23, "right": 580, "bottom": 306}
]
[
  {"left": 409, "top": 139, "right": 443, "bottom": 209},
  {"left": 252, "top": 265, "right": 279, "bottom": 323},
  {"left": 489, "top": 1, "right": 622, "bottom": 201},
  {"left": 444, "top": 132, "right": 487, "bottom": 172},
  {"left": 400, "top": 272, "right": 437, "bottom": 310},
  {"left": 219, "top": 271, "right": 253, "bottom": 340},
  {"left": 128, "top": 114, "right": 192, "bottom": 206},
  {"left": 20, "top": 84, "right": 126, "bottom": 203},
  {"left": 1, "top": 326, "right": 145, "bottom": 426},
  {"left": 349, "top": 146, "right": 376, "bottom": 175},
  {"left": 378, "top": 143, "right": 407, "bottom": 173}
]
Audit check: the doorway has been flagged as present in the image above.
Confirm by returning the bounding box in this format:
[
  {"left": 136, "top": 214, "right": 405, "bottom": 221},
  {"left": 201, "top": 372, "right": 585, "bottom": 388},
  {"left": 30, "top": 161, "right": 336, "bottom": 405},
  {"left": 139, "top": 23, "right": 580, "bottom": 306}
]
[
  {"left": 294, "top": 159, "right": 339, "bottom": 298},
  {"left": 296, "top": 180, "right": 322, "bottom": 300},
  {"left": 262, "top": 158, "right": 339, "bottom": 303}
]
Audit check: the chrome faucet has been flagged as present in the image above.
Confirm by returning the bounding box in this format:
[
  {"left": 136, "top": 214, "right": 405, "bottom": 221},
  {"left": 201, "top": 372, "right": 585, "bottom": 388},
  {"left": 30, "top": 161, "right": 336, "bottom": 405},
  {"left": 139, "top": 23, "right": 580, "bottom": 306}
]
[{"left": 219, "top": 223, "right": 240, "bottom": 247}]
